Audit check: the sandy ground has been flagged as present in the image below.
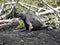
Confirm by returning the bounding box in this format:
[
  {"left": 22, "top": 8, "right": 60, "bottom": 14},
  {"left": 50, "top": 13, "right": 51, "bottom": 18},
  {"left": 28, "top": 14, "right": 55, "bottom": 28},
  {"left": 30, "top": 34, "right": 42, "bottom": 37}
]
[{"left": 0, "top": 28, "right": 60, "bottom": 45}]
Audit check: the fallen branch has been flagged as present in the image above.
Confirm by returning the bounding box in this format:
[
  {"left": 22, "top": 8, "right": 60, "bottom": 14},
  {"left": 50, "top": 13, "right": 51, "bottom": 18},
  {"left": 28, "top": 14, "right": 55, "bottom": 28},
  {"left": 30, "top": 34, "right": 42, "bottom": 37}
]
[
  {"left": 0, "top": 1, "right": 46, "bottom": 13},
  {"left": 42, "top": 0, "right": 57, "bottom": 11},
  {"left": 0, "top": 22, "right": 19, "bottom": 29},
  {"left": 0, "top": 18, "right": 20, "bottom": 23},
  {"left": 0, "top": 1, "right": 60, "bottom": 21},
  {"left": 0, "top": 5, "right": 16, "bottom": 19},
  {"left": 0, "top": 18, "right": 20, "bottom": 29},
  {"left": 42, "top": 0, "right": 60, "bottom": 18},
  {"left": 36, "top": 9, "right": 54, "bottom": 15},
  {"left": 0, "top": 1, "right": 60, "bottom": 14}
]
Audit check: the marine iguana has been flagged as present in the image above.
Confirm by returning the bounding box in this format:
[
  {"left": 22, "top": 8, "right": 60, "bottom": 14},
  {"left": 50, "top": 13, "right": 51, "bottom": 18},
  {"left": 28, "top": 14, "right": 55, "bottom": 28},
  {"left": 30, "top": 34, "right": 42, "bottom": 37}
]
[{"left": 17, "top": 12, "right": 43, "bottom": 31}]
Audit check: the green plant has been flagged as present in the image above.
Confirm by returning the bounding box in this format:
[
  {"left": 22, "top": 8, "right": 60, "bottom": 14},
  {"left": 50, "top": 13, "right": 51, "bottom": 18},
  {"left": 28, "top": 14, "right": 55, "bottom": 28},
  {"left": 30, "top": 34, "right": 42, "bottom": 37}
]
[
  {"left": 48, "top": 18, "right": 56, "bottom": 26},
  {"left": 0, "top": 0, "right": 4, "bottom": 3},
  {"left": 17, "top": 20, "right": 25, "bottom": 29}
]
